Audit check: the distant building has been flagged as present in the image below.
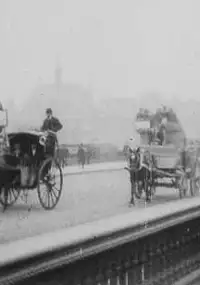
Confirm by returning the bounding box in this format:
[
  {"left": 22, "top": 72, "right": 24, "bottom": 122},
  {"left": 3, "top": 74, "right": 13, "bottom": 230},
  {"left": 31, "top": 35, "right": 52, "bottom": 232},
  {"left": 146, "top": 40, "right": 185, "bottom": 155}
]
[
  {"left": 17, "top": 66, "right": 141, "bottom": 146},
  {"left": 19, "top": 64, "right": 95, "bottom": 143}
]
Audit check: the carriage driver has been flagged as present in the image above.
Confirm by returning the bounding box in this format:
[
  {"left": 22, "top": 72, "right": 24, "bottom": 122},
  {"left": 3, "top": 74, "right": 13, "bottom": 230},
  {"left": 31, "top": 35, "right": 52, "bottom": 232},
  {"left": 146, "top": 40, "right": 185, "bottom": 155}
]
[
  {"left": 40, "top": 108, "right": 63, "bottom": 155},
  {"left": 41, "top": 108, "right": 63, "bottom": 134}
]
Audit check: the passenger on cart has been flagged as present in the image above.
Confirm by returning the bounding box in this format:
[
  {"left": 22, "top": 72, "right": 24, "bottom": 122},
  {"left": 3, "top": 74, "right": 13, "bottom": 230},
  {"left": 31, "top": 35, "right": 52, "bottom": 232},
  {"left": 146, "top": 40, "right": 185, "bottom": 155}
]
[
  {"left": 157, "top": 127, "right": 165, "bottom": 145},
  {"left": 12, "top": 143, "right": 32, "bottom": 186}
]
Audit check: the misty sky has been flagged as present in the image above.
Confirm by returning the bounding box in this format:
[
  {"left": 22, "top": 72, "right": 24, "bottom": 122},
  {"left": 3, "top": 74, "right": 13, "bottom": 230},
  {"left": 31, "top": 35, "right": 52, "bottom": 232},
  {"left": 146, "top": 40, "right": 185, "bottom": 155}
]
[{"left": 1, "top": 0, "right": 200, "bottom": 106}]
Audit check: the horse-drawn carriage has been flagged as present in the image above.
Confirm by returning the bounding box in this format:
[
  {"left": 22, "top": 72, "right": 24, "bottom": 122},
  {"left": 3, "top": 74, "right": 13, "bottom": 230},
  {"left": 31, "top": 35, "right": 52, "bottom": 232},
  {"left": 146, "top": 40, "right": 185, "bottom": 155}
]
[
  {"left": 0, "top": 110, "right": 63, "bottom": 211},
  {"left": 125, "top": 107, "right": 199, "bottom": 205}
]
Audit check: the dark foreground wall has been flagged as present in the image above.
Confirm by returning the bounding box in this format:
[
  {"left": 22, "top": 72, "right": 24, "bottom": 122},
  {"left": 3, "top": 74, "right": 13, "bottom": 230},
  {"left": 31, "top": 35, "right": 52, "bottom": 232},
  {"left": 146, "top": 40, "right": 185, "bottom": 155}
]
[
  {"left": 2, "top": 200, "right": 200, "bottom": 285},
  {"left": 7, "top": 217, "right": 200, "bottom": 285}
]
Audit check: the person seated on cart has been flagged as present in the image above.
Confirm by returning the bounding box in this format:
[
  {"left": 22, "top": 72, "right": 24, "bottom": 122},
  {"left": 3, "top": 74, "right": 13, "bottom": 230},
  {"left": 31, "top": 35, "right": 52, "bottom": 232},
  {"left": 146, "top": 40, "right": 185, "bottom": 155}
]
[
  {"left": 41, "top": 108, "right": 63, "bottom": 156},
  {"left": 12, "top": 143, "right": 34, "bottom": 186},
  {"left": 156, "top": 114, "right": 167, "bottom": 145},
  {"left": 156, "top": 127, "right": 165, "bottom": 145}
]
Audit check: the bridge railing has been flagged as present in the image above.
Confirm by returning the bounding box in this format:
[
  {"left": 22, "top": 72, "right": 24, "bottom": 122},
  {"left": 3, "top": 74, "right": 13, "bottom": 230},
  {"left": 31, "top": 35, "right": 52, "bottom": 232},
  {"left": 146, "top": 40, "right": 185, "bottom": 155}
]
[{"left": 1, "top": 198, "right": 200, "bottom": 284}]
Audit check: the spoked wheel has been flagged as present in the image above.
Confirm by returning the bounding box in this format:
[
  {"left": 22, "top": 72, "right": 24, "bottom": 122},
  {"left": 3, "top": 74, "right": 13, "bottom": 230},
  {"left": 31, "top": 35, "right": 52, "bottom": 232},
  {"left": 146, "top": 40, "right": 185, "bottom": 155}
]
[
  {"left": 0, "top": 186, "right": 21, "bottom": 211},
  {"left": 37, "top": 157, "right": 63, "bottom": 210}
]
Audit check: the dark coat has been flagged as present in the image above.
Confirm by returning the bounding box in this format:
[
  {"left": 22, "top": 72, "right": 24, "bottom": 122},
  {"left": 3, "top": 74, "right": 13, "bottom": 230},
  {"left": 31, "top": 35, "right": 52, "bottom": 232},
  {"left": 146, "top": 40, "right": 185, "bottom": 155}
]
[
  {"left": 41, "top": 116, "right": 63, "bottom": 133},
  {"left": 77, "top": 147, "right": 85, "bottom": 163}
]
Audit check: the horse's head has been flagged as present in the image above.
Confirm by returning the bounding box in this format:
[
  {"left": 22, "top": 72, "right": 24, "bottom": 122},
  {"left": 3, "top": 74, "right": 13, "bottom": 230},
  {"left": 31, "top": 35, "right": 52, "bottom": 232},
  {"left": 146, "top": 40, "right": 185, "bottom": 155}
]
[
  {"left": 39, "top": 134, "right": 47, "bottom": 146},
  {"left": 129, "top": 147, "right": 140, "bottom": 169}
]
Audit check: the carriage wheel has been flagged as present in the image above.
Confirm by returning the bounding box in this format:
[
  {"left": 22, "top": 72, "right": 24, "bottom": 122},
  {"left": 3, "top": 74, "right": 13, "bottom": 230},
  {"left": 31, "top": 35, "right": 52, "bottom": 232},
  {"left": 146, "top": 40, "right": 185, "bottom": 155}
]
[
  {"left": 37, "top": 157, "right": 63, "bottom": 210},
  {"left": 0, "top": 186, "right": 20, "bottom": 210}
]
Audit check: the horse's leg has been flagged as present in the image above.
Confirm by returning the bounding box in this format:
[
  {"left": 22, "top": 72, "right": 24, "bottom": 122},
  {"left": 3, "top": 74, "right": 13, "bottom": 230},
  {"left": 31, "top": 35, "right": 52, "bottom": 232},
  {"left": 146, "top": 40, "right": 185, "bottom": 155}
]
[
  {"left": 151, "top": 171, "right": 156, "bottom": 196},
  {"left": 129, "top": 182, "right": 135, "bottom": 205},
  {"left": 129, "top": 172, "right": 136, "bottom": 206},
  {"left": 129, "top": 183, "right": 135, "bottom": 206},
  {"left": 144, "top": 170, "right": 152, "bottom": 203}
]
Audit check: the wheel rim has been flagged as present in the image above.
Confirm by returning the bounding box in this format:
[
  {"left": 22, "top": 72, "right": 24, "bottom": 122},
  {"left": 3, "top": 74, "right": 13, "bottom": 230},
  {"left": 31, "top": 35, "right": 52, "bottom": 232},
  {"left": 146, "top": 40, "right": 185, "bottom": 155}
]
[
  {"left": 38, "top": 158, "right": 63, "bottom": 210},
  {"left": 0, "top": 186, "right": 20, "bottom": 207}
]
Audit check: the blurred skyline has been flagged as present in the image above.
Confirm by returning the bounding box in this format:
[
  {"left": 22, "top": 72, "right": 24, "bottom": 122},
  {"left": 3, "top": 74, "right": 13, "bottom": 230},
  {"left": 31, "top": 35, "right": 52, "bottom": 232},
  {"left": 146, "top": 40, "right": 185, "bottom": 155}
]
[{"left": 1, "top": 0, "right": 200, "bottom": 107}]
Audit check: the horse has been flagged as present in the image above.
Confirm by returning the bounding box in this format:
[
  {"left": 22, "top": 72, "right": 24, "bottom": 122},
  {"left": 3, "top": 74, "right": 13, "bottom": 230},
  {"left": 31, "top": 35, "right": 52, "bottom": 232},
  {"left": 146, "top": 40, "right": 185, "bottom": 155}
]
[{"left": 125, "top": 147, "right": 155, "bottom": 205}]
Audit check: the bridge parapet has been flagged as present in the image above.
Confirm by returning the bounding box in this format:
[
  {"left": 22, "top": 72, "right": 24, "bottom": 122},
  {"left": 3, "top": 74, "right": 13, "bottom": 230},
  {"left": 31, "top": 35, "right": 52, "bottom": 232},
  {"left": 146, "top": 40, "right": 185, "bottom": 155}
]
[{"left": 1, "top": 198, "right": 200, "bottom": 284}]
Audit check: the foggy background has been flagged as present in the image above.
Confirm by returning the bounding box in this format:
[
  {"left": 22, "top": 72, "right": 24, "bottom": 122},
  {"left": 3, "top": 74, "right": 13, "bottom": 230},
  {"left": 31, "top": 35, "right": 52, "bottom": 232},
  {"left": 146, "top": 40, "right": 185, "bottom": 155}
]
[{"left": 1, "top": 0, "right": 200, "bottom": 145}]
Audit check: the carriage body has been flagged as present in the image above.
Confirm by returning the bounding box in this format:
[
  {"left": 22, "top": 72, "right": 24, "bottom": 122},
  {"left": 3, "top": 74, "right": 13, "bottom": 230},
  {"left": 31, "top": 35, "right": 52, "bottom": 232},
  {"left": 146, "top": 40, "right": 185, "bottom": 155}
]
[
  {"left": 0, "top": 130, "right": 63, "bottom": 211},
  {"left": 7, "top": 131, "right": 48, "bottom": 187},
  {"left": 143, "top": 144, "right": 181, "bottom": 171}
]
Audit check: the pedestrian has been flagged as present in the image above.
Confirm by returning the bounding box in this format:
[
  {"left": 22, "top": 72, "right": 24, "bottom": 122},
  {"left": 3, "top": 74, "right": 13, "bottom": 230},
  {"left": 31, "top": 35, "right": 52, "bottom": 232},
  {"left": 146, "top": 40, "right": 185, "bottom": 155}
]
[
  {"left": 65, "top": 148, "right": 69, "bottom": 166},
  {"left": 77, "top": 143, "right": 85, "bottom": 168},
  {"left": 86, "top": 146, "right": 92, "bottom": 164}
]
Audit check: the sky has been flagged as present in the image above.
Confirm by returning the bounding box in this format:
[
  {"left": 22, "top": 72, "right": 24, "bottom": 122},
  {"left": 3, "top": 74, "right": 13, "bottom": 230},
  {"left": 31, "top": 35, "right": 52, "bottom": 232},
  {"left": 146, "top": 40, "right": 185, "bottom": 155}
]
[{"left": 1, "top": 0, "right": 200, "bottom": 107}]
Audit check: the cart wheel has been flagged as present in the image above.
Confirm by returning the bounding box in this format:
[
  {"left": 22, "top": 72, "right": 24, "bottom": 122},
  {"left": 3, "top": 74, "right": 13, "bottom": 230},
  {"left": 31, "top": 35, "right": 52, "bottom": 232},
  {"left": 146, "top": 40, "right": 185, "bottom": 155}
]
[
  {"left": 37, "top": 157, "right": 63, "bottom": 210},
  {"left": 0, "top": 186, "right": 20, "bottom": 210}
]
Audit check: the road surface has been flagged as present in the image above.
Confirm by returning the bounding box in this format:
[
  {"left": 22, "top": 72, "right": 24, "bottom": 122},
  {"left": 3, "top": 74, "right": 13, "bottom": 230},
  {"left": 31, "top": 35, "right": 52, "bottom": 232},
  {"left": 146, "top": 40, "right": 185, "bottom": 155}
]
[{"left": 0, "top": 167, "right": 185, "bottom": 244}]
